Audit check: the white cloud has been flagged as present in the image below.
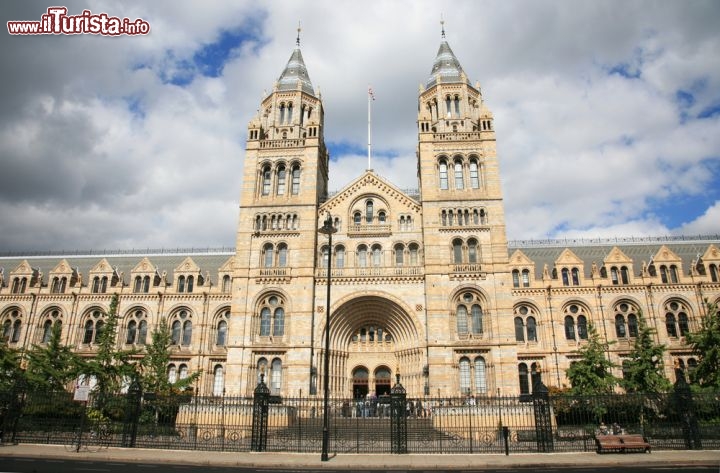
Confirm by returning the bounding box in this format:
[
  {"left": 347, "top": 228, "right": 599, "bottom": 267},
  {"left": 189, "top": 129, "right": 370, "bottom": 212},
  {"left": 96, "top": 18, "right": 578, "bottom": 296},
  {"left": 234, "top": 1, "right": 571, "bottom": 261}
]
[{"left": 0, "top": 0, "right": 719, "bottom": 252}]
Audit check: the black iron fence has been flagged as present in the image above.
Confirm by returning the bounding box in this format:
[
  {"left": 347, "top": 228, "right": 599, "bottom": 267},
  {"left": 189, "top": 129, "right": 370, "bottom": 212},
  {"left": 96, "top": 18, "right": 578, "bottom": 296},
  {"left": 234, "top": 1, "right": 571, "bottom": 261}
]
[{"left": 2, "top": 383, "right": 719, "bottom": 454}]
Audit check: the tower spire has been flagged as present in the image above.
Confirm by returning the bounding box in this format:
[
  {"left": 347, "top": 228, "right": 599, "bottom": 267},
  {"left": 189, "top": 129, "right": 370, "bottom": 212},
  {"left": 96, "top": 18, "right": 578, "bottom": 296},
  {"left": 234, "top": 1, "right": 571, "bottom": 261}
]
[
  {"left": 440, "top": 14, "right": 446, "bottom": 39},
  {"left": 296, "top": 21, "right": 301, "bottom": 47}
]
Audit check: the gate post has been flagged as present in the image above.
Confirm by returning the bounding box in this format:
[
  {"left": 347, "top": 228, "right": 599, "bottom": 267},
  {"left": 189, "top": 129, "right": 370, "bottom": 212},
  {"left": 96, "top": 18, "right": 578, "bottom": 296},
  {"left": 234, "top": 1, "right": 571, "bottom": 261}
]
[
  {"left": 251, "top": 373, "right": 270, "bottom": 452},
  {"left": 122, "top": 378, "right": 142, "bottom": 448},
  {"left": 673, "top": 369, "right": 702, "bottom": 450},
  {"left": 390, "top": 373, "right": 407, "bottom": 454},
  {"left": 532, "top": 380, "right": 554, "bottom": 453}
]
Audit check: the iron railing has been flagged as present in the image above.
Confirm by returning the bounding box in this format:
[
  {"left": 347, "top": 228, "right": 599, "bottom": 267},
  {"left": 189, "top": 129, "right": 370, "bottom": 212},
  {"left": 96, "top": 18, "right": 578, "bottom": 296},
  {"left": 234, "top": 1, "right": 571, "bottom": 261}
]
[{"left": 2, "top": 386, "right": 719, "bottom": 454}]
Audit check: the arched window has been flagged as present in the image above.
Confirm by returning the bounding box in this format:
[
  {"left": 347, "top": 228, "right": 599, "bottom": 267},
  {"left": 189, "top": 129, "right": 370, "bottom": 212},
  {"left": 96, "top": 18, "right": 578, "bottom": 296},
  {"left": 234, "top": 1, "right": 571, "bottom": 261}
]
[
  {"left": 467, "top": 239, "right": 478, "bottom": 264},
  {"left": 577, "top": 315, "right": 588, "bottom": 340},
  {"left": 628, "top": 314, "right": 638, "bottom": 337},
  {"left": 611, "top": 267, "right": 619, "bottom": 285},
  {"left": 518, "top": 363, "right": 530, "bottom": 395},
  {"left": 615, "top": 314, "right": 627, "bottom": 338},
  {"left": 454, "top": 160, "right": 464, "bottom": 189},
  {"left": 514, "top": 317, "right": 524, "bottom": 342},
  {"left": 660, "top": 265, "right": 669, "bottom": 283},
  {"left": 394, "top": 243, "right": 404, "bottom": 266},
  {"left": 263, "top": 243, "right": 274, "bottom": 268},
  {"left": 42, "top": 319, "right": 53, "bottom": 343},
  {"left": 409, "top": 243, "right": 419, "bottom": 265},
  {"left": 270, "top": 358, "right": 282, "bottom": 395},
  {"left": 171, "top": 320, "right": 181, "bottom": 344},
  {"left": 273, "top": 308, "right": 285, "bottom": 336},
  {"left": 522, "top": 269, "right": 530, "bottom": 287},
  {"left": 471, "top": 305, "right": 483, "bottom": 335},
  {"left": 621, "top": 266, "right": 630, "bottom": 284},
  {"left": 459, "top": 357, "right": 471, "bottom": 394},
  {"left": 261, "top": 165, "right": 272, "bottom": 195},
  {"left": 561, "top": 268, "right": 570, "bottom": 286},
  {"left": 182, "top": 320, "right": 192, "bottom": 346},
  {"left": 276, "top": 165, "right": 286, "bottom": 195},
  {"left": 260, "top": 308, "right": 271, "bottom": 336},
  {"left": 531, "top": 363, "right": 542, "bottom": 390},
  {"left": 186, "top": 275, "right": 194, "bottom": 293},
  {"left": 474, "top": 357, "right": 487, "bottom": 394},
  {"left": 372, "top": 244, "right": 382, "bottom": 267},
  {"left": 456, "top": 305, "right": 468, "bottom": 335},
  {"left": 12, "top": 277, "right": 27, "bottom": 294},
  {"left": 133, "top": 276, "right": 142, "bottom": 293},
  {"left": 571, "top": 268, "right": 580, "bottom": 285},
  {"left": 439, "top": 160, "right": 448, "bottom": 190},
  {"left": 669, "top": 265, "right": 679, "bottom": 283},
  {"left": 378, "top": 211, "right": 386, "bottom": 223},
  {"left": 678, "top": 312, "right": 689, "bottom": 336},
  {"left": 168, "top": 364, "right": 177, "bottom": 383},
  {"left": 138, "top": 320, "right": 148, "bottom": 345},
  {"left": 335, "top": 246, "right": 345, "bottom": 269},
  {"left": 564, "top": 316, "right": 576, "bottom": 340},
  {"left": 527, "top": 317, "right": 537, "bottom": 342},
  {"left": 82, "top": 310, "right": 104, "bottom": 344},
  {"left": 365, "top": 200, "right": 374, "bottom": 224},
  {"left": 358, "top": 245, "right": 368, "bottom": 267},
  {"left": 710, "top": 264, "right": 719, "bottom": 282},
  {"left": 178, "top": 275, "right": 186, "bottom": 293},
  {"left": 452, "top": 239, "right": 463, "bottom": 264},
  {"left": 321, "top": 245, "right": 329, "bottom": 268},
  {"left": 353, "top": 212, "right": 361, "bottom": 225},
  {"left": 291, "top": 165, "right": 301, "bottom": 195},
  {"left": 126, "top": 320, "right": 137, "bottom": 344},
  {"left": 665, "top": 313, "right": 677, "bottom": 338},
  {"left": 83, "top": 320, "right": 95, "bottom": 344},
  {"left": 469, "top": 159, "right": 480, "bottom": 189},
  {"left": 512, "top": 270, "right": 520, "bottom": 288},
  {"left": 216, "top": 320, "right": 228, "bottom": 346},
  {"left": 222, "top": 275, "right": 231, "bottom": 292},
  {"left": 213, "top": 365, "right": 224, "bottom": 396},
  {"left": 179, "top": 364, "right": 188, "bottom": 380}
]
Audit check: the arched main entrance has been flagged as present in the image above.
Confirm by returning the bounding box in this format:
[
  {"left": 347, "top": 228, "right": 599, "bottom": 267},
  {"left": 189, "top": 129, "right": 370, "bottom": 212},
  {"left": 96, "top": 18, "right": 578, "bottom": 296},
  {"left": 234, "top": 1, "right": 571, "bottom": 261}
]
[{"left": 322, "top": 293, "right": 424, "bottom": 397}]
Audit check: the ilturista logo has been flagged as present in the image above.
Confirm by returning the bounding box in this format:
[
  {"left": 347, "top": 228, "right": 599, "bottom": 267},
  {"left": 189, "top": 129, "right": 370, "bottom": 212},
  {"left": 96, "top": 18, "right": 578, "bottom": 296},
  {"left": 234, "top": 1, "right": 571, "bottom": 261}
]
[{"left": 8, "top": 7, "right": 150, "bottom": 36}]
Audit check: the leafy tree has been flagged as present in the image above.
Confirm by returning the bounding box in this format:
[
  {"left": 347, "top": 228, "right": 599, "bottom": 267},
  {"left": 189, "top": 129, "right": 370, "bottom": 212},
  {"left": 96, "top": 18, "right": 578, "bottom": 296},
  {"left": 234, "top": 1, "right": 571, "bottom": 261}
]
[
  {"left": 83, "top": 294, "right": 139, "bottom": 408},
  {"left": 25, "top": 322, "right": 82, "bottom": 391},
  {"left": 141, "top": 317, "right": 199, "bottom": 395},
  {"left": 566, "top": 322, "right": 619, "bottom": 396},
  {"left": 619, "top": 311, "right": 671, "bottom": 394},
  {"left": 685, "top": 300, "right": 720, "bottom": 390},
  {"left": 0, "top": 339, "right": 24, "bottom": 396}
]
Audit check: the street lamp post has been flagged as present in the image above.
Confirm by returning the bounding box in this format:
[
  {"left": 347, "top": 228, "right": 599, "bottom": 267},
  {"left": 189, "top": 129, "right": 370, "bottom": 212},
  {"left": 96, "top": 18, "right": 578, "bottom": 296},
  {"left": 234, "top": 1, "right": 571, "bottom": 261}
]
[{"left": 318, "top": 213, "right": 336, "bottom": 462}]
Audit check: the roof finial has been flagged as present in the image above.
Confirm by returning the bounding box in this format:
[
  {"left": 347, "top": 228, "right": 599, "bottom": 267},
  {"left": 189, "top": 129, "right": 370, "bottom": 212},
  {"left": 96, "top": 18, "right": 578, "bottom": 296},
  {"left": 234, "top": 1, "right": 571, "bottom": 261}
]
[
  {"left": 440, "top": 14, "right": 446, "bottom": 39},
  {"left": 296, "top": 21, "right": 301, "bottom": 47}
]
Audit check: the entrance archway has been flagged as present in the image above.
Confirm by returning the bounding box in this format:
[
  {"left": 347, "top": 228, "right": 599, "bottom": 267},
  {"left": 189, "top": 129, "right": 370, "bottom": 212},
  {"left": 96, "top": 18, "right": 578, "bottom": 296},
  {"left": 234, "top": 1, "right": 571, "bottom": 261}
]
[
  {"left": 374, "top": 367, "right": 391, "bottom": 396},
  {"left": 352, "top": 366, "right": 369, "bottom": 399}
]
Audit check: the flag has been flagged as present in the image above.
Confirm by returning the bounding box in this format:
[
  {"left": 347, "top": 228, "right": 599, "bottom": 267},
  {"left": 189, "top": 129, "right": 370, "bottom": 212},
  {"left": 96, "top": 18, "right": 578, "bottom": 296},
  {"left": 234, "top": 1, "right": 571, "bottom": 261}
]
[{"left": 368, "top": 86, "right": 375, "bottom": 101}]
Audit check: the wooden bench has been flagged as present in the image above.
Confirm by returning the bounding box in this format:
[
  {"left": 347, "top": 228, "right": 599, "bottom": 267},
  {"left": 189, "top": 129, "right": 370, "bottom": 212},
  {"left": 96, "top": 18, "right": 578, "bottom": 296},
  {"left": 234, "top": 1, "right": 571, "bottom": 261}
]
[{"left": 595, "top": 434, "right": 651, "bottom": 453}]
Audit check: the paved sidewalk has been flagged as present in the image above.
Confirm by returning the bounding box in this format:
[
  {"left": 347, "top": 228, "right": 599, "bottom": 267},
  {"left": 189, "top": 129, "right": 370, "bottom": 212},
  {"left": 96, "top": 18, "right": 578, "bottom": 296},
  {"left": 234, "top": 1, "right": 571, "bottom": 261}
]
[{"left": 1, "top": 444, "right": 719, "bottom": 470}]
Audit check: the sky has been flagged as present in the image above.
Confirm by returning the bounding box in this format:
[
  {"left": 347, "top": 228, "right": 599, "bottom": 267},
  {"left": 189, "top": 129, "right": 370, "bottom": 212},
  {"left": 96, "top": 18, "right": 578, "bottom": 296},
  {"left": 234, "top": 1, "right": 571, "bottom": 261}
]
[{"left": 1, "top": 0, "right": 719, "bottom": 253}]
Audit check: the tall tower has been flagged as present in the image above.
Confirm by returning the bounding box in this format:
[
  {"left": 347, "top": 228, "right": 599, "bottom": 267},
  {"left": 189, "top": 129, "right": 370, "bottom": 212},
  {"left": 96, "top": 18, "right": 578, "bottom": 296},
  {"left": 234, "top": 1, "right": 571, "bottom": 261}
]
[
  {"left": 226, "top": 33, "right": 328, "bottom": 395},
  {"left": 417, "top": 27, "right": 516, "bottom": 396}
]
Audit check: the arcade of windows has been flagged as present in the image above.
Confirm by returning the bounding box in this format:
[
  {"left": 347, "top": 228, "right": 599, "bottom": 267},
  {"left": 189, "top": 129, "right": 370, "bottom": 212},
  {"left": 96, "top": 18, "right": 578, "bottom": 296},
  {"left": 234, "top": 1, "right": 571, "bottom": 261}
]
[
  {"left": 518, "top": 362, "right": 542, "bottom": 395},
  {"left": 352, "top": 199, "right": 387, "bottom": 226},
  {"left": 50, "top": 276, "right": 68, "bottom": 293},
  {"left": 11, "top": 277, "right": 28, "bottom": 294},
  {"left": 257, "top": 295, "right": 285, "bottom": 338},
  {"left": 262, "top": 242, "right": 289, "bottom": 268},
  {"left": 132, "top": 274, "right": 160, "bottom": 294},
  {"left": 322, "top": 242, "right": 421, "bottom": 269},
  {"left": 176, "top": 274, "right": 204, "bottom": 293},
  {"left": 451, "top": 238, "right": 480, "bottom": 265},
  {"left": 552, "top": 267, "right": 581, "bottom": 286},
  {"left": 124, "top": 310, "right": 148, "bottom": 345},
  {"left": 170, "top": 310, "right": 193, "bottom": 347},
  {"left": 563, "top": 304, "right": 589, "bottom": 341},
  {"left": 437, "top": 155, "right": 484, "bottom": 190},
  {"left": 664, "top": 300, "right": 690, "bottom": 338},
  {"left": 351, "top": 325, "right": 392, "bottom": 344},
  {"left": 259, "top": 161, "right": 301, "bottom": 197},
  {"left": 441, "top": 208, "right": 487, "bottom": 227},
  {"left": 514, "top": 305, "right": 538, "bottom": 342},
  {"left": 696, "top": 262, "right": 720, "bottom": 282},
  {"left": 82, "top": 310, "right": 105, "bottom": 345},
  {"left": 455, "top": 292, "right": 484, "bottom": 337},
  {"left": 40, "top": 312, "right": 62, "bottom": 344},
  {"left": 511, "top": 269, "right": 531, "bottom": 288},
  {"left": 646, "top": 264, "right": 680, "bottom": 283},
  {"left": 614, "top": 302, "right": 639, "bottom": 339},
  {"left": 255, "top": 213, "right": 300, "bottom": 232}
]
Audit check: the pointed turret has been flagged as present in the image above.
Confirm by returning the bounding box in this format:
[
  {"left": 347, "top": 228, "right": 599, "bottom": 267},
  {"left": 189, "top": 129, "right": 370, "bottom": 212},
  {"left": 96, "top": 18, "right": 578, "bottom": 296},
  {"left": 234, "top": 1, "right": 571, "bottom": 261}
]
[
  {"left": 426, "top": 23, "right": 470, "bottom": 88},
  {"left": 276, "top": 35, "right": 315, "bottom": 95}
]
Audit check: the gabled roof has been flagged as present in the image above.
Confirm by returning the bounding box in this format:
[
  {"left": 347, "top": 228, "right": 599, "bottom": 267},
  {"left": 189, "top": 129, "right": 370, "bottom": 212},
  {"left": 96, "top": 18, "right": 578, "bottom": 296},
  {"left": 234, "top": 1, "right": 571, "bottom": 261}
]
[{"left": 321, "top": 170, "right": 421, "bottom": 214}]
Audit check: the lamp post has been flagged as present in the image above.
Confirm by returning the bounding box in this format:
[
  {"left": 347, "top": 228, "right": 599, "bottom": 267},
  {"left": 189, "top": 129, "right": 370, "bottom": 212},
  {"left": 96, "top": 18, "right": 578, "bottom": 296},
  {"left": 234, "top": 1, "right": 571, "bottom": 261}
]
[{"left": 318, "top": 212, "right": 336, "bottom": 462}]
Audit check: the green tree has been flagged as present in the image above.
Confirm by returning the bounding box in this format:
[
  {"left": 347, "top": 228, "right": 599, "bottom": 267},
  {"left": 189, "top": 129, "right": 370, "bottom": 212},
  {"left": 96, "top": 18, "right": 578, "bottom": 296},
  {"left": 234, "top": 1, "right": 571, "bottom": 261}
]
[
  {"left": 25, "top": 322, "right": 82, "bottom": 391},
  {"left": 0, "top": 339, "right": 24, "bottom": 396},
  {"left": 83, "top": 295, "right": 139, "bottom": 407},
  {"left": 619, "top": 312, "right": 671, "bottom": 394},
  {"left": 685, "top": 300, "right": 720, "bottom": 390},
  {"left": 141, "top": 317, "right": 199, "bottom": 395},
  {"left": 566, "top": 322, "right": 619, "bottom": 395}
]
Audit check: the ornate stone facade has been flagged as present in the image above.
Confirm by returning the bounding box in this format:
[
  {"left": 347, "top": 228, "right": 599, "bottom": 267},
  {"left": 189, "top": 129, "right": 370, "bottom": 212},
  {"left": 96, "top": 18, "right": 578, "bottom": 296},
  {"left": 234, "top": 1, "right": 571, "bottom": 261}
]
[{"left": 1, "top": 35, "right": 719, "bottom": 399}]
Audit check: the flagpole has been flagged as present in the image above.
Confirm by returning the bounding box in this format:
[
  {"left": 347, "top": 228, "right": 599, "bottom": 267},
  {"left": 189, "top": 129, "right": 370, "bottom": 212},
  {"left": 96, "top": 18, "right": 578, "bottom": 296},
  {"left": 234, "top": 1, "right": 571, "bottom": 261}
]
[{"left": 367, "top": 86, "right": 372, "bottom": 171}]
